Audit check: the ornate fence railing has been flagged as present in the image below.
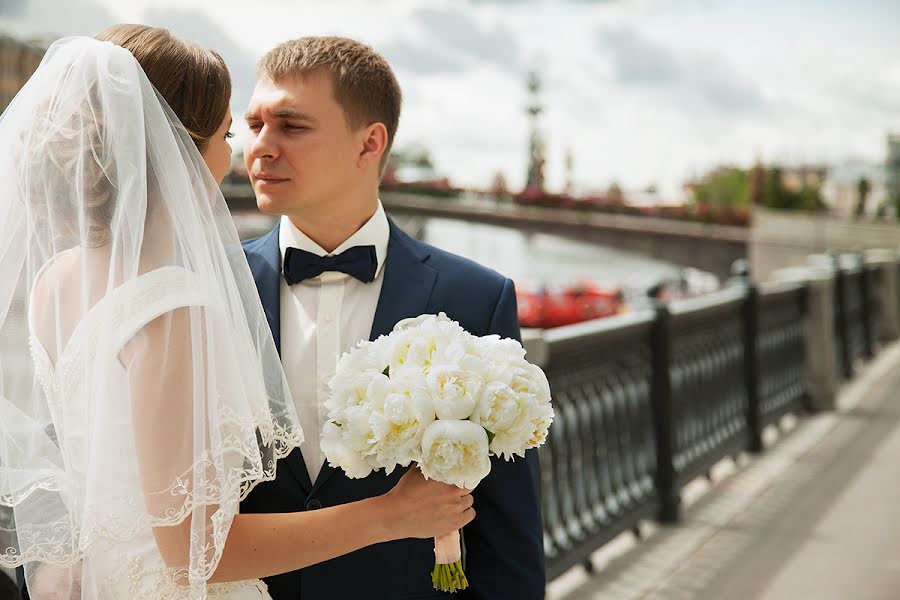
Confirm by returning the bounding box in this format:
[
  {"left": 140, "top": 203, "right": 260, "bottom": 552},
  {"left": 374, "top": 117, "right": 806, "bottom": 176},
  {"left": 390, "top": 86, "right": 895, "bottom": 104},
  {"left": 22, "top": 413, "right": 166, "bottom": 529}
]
[{"left": 531, "top": 251, "right": 896, "bottom": 582}]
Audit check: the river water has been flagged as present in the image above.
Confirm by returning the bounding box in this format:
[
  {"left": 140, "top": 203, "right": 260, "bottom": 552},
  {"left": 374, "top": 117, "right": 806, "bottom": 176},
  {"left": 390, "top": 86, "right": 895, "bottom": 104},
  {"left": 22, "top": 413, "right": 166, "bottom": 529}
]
[{"left": 230, "top": 212, "right": 704, "bottom": 300}]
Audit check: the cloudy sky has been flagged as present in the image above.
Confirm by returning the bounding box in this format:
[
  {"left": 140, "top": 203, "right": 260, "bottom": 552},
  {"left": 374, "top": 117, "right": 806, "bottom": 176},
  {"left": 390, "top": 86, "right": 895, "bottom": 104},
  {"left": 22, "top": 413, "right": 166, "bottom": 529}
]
[{"left": 1, "top": 0, "right": 898, "bottom": 195}]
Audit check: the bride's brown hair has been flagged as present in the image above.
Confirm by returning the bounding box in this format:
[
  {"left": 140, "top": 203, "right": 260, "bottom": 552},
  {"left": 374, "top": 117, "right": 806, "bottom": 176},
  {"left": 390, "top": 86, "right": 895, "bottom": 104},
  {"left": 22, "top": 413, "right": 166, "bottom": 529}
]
[{"left": 95, "top": 24, "right": 231, "bottom": 154}]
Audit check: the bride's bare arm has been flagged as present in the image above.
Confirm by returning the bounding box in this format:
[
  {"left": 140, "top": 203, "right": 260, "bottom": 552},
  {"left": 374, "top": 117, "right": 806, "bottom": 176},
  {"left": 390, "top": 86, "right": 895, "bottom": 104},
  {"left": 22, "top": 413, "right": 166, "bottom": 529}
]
[
  {"left": 122, "top": 306, "right": 473, "bottom": 583},
  {"left": 209, "top": 469, "right": 472, "bottom": 583}
]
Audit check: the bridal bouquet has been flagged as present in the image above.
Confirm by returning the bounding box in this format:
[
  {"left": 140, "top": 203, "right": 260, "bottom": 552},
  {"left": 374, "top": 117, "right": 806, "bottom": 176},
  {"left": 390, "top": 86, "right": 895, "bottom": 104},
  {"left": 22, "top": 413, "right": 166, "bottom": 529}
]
[{"left": 321, "top": 313, "right": 553, "bottom": 593}]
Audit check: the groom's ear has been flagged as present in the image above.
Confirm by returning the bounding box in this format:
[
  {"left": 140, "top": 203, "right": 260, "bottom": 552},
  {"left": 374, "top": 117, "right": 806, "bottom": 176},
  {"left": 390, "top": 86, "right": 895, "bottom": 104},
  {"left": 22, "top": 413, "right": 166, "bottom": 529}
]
[{"left": 357, "top": 122, "right": 389, "bottom": 171}]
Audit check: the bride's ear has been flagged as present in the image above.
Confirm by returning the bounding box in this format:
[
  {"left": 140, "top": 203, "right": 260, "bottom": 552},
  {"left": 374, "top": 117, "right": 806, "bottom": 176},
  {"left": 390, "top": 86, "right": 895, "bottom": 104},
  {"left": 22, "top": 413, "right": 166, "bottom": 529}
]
[{"left": 357, "top": 123, "right": 388, "bottom": 170}]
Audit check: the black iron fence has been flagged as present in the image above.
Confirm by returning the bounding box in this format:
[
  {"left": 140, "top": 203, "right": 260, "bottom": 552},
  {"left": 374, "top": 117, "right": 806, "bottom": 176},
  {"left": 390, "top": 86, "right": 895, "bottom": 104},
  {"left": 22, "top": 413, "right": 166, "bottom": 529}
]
[{"left": 535, "top": 252, "right": 891, "bottom": 582}]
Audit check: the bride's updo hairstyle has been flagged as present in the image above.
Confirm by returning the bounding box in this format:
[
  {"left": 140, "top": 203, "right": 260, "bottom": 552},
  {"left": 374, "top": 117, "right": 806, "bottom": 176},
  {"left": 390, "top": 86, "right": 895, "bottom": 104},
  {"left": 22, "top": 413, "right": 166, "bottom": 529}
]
[
  {"left": 95, "top": 24, "right": 231, "bottom": 154},
  {"left": 25, "top": 25, "right": 231, "bottom": 247}
]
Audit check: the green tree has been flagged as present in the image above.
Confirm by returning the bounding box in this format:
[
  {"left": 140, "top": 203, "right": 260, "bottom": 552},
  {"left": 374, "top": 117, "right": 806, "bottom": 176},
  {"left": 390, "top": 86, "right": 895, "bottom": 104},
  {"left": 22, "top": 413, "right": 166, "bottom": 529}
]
[
  {"left": 692, "top": 167, "right": 750, "bottom": 208},
  {"left": 763, "top": 167, "right": 786, "bottom": 208}
]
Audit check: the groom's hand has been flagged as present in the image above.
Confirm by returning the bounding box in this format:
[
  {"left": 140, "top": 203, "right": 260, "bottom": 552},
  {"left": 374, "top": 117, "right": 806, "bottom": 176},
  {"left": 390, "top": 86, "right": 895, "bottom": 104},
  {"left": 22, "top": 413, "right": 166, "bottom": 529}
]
[{"left": 379, "top": 466, "right": 475, "bottom": 540}]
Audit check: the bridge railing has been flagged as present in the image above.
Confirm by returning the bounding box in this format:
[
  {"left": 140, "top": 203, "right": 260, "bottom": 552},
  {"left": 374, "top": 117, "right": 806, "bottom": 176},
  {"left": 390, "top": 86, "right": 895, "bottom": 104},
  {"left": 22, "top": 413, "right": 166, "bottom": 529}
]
[
  {"left": 529, "top": 250, "right": 899, "bottom": 582},
  {"left": 536, "top": 312, "right": 658, "bottom": 578}
]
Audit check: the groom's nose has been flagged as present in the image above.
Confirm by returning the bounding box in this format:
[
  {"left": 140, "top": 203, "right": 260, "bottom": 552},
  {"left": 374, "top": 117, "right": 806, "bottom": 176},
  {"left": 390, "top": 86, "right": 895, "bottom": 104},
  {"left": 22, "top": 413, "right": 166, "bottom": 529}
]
[{"left": 248, "top": 126, "right": 278, "bottom": 161}]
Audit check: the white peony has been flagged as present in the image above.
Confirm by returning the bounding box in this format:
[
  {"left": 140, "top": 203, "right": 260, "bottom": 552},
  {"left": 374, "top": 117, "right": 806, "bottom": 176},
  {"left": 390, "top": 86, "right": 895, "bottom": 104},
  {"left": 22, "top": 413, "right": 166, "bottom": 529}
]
[
  {"left": 328, "top": 342, "right": 391, "bottom": 413},
  {"left": 420, "top": 420, "right": 491, "bottom": 489},
  {"left": 470, "top": 369, "right": 540, "bottom": 460},
  {"left": 321, "top": 421, "right": 374, "bottom": 479},
  {"left": 394, "top": 311, "right": 459, "bottom": 333},
  {"left": 322, "top": 372, "right": 392, "bottom": 474},
  {"left": 474, "top": 335, "right": 529, "bottom": 381},
  {"left": 389, "top": 313, "right": 471, "bottom": 376},
  {"left": 368, "top": 388, "right": 435, "bottom": 472},
  {"left": 510, "top": 363, "right": 554, "bottom": 448},
  {"left": 422, "top": 364, "right": 483, "bottom": 421}
]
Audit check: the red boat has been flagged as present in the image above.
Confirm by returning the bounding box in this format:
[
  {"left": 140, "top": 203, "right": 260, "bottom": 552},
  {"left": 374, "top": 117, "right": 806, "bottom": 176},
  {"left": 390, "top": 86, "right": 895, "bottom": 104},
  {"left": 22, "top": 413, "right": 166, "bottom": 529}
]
[{"left": 517, "top": 281, "right": 625, "bottom": 328}]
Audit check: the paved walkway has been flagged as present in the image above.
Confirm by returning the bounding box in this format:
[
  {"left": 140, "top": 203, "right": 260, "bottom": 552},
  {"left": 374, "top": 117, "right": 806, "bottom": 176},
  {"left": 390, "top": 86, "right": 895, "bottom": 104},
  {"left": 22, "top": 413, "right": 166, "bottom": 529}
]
[{"left": 550, "top": 341, "right": 900, "bottom": 600}]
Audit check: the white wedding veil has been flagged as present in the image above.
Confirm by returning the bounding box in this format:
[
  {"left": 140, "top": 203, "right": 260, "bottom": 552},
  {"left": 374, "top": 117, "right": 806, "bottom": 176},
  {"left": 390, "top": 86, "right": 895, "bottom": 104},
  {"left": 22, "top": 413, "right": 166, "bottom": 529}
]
[{"left": 0, "top": 37, "right": 302, "bottom": 596}]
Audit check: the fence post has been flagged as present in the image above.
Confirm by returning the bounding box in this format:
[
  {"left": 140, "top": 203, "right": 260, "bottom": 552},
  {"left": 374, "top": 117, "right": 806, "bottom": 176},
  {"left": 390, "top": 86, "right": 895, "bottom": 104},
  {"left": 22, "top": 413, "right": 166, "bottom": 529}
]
[
  {"left": 522, "top": 328, "right": 549, "bottom": 368},
  {"left": 731, "top": 260, "right": 762, "bottom": 453},
  {"left": 648, "top": 285, "right": 679, "bottom": 523},
  {"left": 868, "top": 249, "right": 900, "bottom": 341},
  {"left": 831, "top": 254, "right": 853, "bottom": 379},
  {"left": 858, "top": 252, "right": 874, "bottom": 359},
  {"left": 774, "top": 265, "right": 838, "bottom": 412}
]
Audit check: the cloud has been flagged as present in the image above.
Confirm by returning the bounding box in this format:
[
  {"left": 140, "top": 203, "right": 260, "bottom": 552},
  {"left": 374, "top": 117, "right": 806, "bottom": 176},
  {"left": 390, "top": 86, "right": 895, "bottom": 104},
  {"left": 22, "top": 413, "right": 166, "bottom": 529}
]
[
  {"left": 0, "top": 0, "right": 26, "bottom": 18},
  {"left": 0, "top": 0, "right": 115, "bottom": 38},
  {"left": 0, "top": 1, "right": 259, "bottom": 113},
  {"left": 379, "top": 5, "right": 523, "bottom": 78},
  {"left": 381, "top": 40, "right": 467, "bottom": 75},
  {"left": 413, "top": 6, "right": 522, "bottom": 72},
  {"left": 469, "top": 0, "right": 621, "bottom": 3},
  {"left": 141, "top": 8, "right": 259, "bottom": 112},
  {"left": 597, "top": 26, "right": 766, "bottom": 113},
  {"left": 598, "top": 28, "right": 677, "bottom": 83}
]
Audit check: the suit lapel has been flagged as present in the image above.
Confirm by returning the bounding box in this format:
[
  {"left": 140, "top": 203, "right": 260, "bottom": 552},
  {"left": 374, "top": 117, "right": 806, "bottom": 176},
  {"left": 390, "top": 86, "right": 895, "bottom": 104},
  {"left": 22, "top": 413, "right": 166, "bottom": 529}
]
[
  {"left": 244, "top": 226, "right": 283, "bottom": 352},
  {"left": 245, "top": 225, "right": 314, "bottom": 493},
  {"left": 367, "top": 220, "right": 439, "bottom": 340},
  {"left": 310, "top": 219, "right": 438, "bottom": 494}
]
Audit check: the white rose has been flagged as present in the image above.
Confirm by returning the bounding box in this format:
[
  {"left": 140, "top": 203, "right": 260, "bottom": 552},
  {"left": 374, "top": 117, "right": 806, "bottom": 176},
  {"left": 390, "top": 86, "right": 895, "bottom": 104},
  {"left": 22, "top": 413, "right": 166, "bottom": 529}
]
[
  {"left": 420, "top": 420, "right": 492, "bottom": 489},
  {"left": 321, "top": 421, "right": 374, "bottom": 479},
  {"left": 470, "top": 372, "right": 539, "bottom": 460},
  {"left": 423, "top": 364, "right": 483, "bottom": 420}
]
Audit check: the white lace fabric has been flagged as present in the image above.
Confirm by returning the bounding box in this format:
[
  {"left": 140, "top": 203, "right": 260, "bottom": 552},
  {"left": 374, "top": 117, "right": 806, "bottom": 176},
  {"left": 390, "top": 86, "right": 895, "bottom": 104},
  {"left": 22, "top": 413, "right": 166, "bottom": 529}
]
[{"left": 0, "top": 38, "right": 303, "bottom": 598}]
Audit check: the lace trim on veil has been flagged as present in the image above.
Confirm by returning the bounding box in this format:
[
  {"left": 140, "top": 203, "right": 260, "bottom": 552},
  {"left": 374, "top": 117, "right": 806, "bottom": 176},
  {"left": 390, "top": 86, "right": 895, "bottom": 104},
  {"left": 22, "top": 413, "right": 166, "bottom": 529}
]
[{"left": 1, "top": 266, "right": 304, "bottom": 581}]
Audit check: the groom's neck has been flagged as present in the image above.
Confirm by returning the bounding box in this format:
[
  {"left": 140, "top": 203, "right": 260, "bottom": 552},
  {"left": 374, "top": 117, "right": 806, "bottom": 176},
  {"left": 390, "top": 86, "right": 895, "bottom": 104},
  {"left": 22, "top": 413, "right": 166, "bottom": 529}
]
[{"left": 286, "top": 191, "right": 379, "bottom": 253}]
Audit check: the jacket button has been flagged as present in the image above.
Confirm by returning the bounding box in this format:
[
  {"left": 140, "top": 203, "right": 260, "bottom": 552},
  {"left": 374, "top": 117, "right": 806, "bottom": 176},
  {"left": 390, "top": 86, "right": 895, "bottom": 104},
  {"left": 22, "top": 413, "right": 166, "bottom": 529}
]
[{"left": 306, "top": 499, "right": 323, "bottom": 510}]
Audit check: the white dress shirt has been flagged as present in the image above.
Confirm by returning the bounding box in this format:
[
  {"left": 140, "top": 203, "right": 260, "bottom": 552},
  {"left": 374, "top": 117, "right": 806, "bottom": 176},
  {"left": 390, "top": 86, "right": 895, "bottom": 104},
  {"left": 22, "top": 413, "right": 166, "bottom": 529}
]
[{"left": 279, "top": 202, "right": 389, "bottom": 482}]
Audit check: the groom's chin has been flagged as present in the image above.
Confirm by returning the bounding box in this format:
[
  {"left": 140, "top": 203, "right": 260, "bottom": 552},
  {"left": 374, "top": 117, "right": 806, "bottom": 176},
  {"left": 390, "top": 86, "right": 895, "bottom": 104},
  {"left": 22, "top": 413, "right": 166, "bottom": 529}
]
[{"left": 254, "top": 194, "right": 284, "bottom": 215}]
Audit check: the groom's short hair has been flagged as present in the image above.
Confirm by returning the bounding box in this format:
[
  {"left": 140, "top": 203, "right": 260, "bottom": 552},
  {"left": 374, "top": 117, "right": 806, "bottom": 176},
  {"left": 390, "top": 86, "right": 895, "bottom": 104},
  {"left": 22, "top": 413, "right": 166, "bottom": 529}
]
[{"left": 258, "top": 36, "right": 401, "bottom": 172}]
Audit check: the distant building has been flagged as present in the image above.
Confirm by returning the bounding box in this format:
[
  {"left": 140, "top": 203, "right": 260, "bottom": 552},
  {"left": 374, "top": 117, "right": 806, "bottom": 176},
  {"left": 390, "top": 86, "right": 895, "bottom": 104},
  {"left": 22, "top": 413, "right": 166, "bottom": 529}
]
[
  {"left": 0, "top": 33, "right": 47, "bottom": 112},
  {"left": 780, "top": 165, "right": 828, "bottom": 193},
  {"left": 821, "top": 161, "right": 887, "bottom": 217}
]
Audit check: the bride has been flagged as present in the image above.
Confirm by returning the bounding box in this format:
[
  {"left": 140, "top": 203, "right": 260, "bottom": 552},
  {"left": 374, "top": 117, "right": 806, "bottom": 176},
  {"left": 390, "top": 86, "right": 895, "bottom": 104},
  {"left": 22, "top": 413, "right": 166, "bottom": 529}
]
[{"left": 0, "top": 27, "right": 474, "bottom": 599}]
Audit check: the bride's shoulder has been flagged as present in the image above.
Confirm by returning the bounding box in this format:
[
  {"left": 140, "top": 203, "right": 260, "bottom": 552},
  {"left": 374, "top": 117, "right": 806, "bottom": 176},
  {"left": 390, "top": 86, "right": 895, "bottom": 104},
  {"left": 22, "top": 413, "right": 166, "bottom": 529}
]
[
  {"left": 31, "top": 247, "right": 81, "bottom": 294},
  {"left": 29, "top": 247, "right": 84, "bottom": 321}
]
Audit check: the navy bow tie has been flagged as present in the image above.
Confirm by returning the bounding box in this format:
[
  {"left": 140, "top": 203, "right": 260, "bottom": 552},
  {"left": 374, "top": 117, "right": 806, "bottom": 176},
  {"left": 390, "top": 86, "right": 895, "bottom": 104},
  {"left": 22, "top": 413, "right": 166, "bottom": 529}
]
[{"left": 283, "top": 245, "right": 378, "bottom": 285}]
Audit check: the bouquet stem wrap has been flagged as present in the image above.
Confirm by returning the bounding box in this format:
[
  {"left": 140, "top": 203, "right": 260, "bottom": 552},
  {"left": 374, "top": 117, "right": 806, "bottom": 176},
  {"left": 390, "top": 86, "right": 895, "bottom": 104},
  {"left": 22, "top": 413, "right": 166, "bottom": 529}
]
[{"left": 432, "top": 529, "right": 468, "bottom": 593}]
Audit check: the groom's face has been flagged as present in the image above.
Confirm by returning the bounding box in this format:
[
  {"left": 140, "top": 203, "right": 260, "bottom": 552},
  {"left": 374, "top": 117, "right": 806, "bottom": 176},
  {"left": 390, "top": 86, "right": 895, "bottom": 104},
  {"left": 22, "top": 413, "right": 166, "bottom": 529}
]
[{"left": 244, "top": 72, "right": 362, "bottom": 217}]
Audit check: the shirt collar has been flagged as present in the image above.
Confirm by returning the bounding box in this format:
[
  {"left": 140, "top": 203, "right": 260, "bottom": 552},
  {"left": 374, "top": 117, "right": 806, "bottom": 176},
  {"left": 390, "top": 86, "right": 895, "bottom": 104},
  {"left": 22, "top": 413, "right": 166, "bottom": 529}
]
[{"left": 279, "top": 200, "right": 390, "bottom": 280}]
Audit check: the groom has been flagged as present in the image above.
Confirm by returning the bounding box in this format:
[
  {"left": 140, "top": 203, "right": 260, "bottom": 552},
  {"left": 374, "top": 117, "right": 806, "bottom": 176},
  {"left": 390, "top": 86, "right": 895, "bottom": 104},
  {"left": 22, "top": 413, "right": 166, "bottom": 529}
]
[{"left": 239, "top": 37, "right": 545, "bottom": 599}]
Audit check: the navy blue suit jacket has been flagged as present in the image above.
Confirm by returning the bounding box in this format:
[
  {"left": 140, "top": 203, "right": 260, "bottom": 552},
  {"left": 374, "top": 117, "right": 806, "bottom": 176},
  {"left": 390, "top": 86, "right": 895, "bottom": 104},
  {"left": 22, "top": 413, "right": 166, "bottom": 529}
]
[{"left": 240, "top": 218, "right": 545, "bottom": 600}]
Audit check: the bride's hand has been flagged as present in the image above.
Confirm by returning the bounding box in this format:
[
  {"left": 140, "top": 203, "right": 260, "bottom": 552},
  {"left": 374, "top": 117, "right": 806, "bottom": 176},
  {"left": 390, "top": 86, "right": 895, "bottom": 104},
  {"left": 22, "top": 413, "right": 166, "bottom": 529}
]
[{"left": 378, "top": 466, "right": 475, "bottom": 540}]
